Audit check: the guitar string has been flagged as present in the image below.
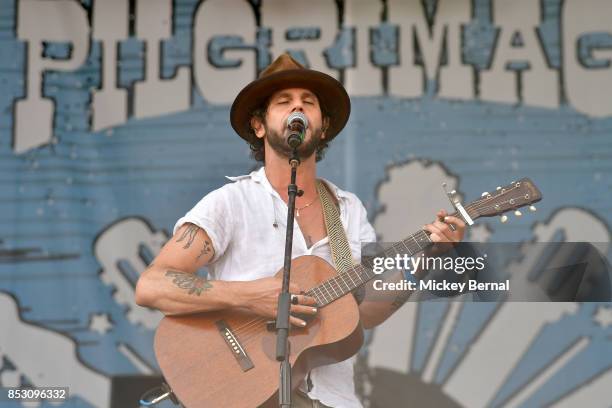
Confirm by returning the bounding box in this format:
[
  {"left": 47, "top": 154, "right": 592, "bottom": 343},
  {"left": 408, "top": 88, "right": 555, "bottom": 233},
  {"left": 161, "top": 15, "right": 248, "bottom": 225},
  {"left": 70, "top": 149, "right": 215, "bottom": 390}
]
[
  {"left": 230, "top": 192, "right": 527, "bottom": 339},
  {"left": 231, "top": 303, "right": 320, "bottom": 339},
  {"left": 229, "top": 191, "right": 526, "bottom": 339},
  {"left": 233, "top": 295, "right": 321, "bottom": 344},
  {"left": 232, "top": 290, "right": 321, "bottom": 341}
]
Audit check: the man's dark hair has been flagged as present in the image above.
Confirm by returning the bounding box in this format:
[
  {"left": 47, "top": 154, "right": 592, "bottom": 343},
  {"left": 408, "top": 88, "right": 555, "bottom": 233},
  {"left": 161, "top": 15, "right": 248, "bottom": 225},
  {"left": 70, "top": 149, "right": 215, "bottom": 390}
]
[{"left": 247, "top": 101, "right": 331, "bottom": 163}]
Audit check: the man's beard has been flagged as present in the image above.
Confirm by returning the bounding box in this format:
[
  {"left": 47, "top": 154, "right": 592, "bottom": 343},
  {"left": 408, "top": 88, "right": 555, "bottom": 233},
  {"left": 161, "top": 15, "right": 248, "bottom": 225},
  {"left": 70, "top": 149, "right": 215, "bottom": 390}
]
[{"left": 265, "top": 125, "right": 323, "bottom": 160}]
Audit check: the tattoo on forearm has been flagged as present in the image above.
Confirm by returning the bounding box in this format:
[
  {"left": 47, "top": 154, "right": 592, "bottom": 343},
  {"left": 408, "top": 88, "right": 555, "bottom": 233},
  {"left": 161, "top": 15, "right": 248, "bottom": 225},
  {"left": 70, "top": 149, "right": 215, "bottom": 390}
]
[
  {"left": 196, "top": 240, "right": 212, "bottom": 260},
  {"left": 176, "top": 224, "right": 199, "bottom": 249},
  {"left": 165, "top": 270, "right": 212, "bottom": 296}
]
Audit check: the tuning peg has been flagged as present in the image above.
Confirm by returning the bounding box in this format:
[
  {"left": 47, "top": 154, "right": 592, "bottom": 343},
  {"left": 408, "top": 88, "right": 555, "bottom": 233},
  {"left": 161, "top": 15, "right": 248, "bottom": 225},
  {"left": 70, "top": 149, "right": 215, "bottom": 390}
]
[
  {"left": 514, "top": 210, "right": 522, "bottom": 217},
  {"left": 481, "top": 191, "right": 489, "bottom": 197},
  {"left": 500, "top": 215, "right": 508, "bottom": 223},
  {"left": 496, "top": 186, "right": 501, "bottom": 190},
  {"left": 529, "top": 205, "right": 537, "bottom": 212},
  {"left": 450, "top": 190, "right": 456, "bottom": 195}
]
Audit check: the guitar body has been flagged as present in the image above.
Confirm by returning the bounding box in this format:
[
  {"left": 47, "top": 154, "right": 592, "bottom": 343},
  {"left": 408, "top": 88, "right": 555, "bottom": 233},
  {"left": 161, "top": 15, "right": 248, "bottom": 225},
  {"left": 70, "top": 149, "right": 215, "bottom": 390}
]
[{"left": 154, "top": 255, "right": 364, "bottom": 408}]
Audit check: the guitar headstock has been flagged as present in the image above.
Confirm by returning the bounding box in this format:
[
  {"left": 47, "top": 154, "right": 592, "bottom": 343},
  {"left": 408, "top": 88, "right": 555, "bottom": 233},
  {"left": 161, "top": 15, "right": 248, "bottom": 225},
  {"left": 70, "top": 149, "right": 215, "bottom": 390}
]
[{"left": 466, "top": 178, "right": 542, "bottom": 222}]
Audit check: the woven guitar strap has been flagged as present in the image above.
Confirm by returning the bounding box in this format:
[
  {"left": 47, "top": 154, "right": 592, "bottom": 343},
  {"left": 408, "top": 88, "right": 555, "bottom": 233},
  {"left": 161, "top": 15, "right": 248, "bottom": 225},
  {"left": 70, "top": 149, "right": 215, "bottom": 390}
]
[
  {"left": 315, "top": 180, "right": 355, "bottom": 273},
  {"left": 301, "top": 181, "right": 356, "bottom": 393}
]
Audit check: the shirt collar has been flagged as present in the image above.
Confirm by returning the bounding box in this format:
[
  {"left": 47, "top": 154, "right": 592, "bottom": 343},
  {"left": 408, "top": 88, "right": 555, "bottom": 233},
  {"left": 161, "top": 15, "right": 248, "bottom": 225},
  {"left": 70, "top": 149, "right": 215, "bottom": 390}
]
[
  {"left": 224, "top": 167, "right": 262, "bottom": 183},
  {"left": 226, "top": 166, "right": 350, "bottom": 200}
]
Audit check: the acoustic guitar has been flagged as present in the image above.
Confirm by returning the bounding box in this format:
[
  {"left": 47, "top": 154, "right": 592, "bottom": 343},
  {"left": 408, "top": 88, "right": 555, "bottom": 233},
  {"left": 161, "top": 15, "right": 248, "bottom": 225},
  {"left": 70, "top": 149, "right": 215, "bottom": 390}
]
[{"left": 154, "top": 179, "right": 542, "bottom": 407}]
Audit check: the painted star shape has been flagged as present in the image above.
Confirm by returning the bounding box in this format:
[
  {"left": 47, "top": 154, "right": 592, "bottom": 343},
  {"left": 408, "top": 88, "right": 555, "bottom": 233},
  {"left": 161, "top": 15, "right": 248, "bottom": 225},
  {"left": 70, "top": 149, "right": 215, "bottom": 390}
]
[
  {"left": 593, "top": 306, "right": 612, "bottom": 328},
  {"left": 89, "top": 313, "right": 113, "bottom": 335}
]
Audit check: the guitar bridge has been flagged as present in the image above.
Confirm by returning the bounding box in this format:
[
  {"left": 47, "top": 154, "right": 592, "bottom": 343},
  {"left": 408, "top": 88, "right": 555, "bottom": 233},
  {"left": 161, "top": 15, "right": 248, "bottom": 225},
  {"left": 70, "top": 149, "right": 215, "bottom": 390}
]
[{"left": 215, "top": 320, "right": 254, "bottom": 372}]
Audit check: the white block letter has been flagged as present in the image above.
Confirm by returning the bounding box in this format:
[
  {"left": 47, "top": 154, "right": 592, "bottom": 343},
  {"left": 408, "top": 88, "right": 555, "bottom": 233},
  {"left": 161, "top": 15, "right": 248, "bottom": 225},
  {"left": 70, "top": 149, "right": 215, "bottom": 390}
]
[
  {"left": 344, "top": 0, "right": 384, "bottom": 96},
  {"left": 387, "top": 0, "right": 473, "bottom": 99},
  {"left": 15, "top": 0, "right": 89, "bottom": 153},
  {"left": 480, "top": 0, "right": 558, "bottom": 108},
  {"left": 193, "top": 0, "right": 256, "bottom": 105},
  {"left": 134, "top": 0, "right": 190, "bottom": 118},
  {"left": 563, "top": 0, "right": 612, "bottom": 117},
  {"left": 261, "top": 0, "right": 338, "bottom": 79},
  {"left": 92, "top": 0, "right": 129, "bottom": 131}
]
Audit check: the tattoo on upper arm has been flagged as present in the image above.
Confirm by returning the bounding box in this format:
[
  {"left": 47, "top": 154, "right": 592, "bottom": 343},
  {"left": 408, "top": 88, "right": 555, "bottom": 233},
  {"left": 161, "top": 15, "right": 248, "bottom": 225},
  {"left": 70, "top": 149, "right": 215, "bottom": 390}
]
[
  {"left": 196, "top": 240, "right": 212, "bottom": 260},
  {"left": 177, "top": 224, "right": 213, "bottom": 261},
  {"left": 165, "top": 270, "right": 212, "bottom": 296},
  {"left": 176, "top": 224, "right": 199, "bottom": 249}
]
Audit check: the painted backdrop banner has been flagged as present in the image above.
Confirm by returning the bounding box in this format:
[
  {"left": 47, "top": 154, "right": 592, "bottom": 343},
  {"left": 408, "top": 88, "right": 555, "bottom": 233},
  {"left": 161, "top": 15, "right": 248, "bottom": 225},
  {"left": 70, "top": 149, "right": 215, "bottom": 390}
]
[{"left": 1, "top": 0, "right": 611, "bottom": 407}]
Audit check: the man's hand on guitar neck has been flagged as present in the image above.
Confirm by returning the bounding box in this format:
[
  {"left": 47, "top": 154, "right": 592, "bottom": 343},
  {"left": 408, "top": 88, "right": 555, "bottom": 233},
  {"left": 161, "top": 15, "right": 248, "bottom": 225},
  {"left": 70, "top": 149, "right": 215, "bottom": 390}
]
[
  {"left": 421, "top": 209, "right": 466, "bottom": 261},
  {"left": 358, "top": 209, "right": 467, "bottom": 329}
]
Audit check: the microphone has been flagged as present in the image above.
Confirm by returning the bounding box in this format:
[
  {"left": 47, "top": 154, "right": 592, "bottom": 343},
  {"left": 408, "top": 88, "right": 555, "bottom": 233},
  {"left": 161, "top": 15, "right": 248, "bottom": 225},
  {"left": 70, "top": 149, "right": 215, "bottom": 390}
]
[{"left": 286, "top": 112, "right": 309, "bottom": 148}]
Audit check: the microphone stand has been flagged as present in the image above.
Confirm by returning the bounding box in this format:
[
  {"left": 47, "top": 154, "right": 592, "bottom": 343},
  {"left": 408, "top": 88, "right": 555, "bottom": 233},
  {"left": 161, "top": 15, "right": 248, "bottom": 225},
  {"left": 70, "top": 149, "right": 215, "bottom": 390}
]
[{"left": 276, "top": 146, "right": 303, "bottom": 408}]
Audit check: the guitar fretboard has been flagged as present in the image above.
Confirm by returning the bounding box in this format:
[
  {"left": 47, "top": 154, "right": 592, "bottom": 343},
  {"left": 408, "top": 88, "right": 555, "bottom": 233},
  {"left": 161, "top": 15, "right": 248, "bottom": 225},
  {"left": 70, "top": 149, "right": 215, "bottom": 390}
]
[
  {"left": 300, "top": 182, "right": 538, "bottom": 306},
  {"left": 304, "top": 229, "right": 435, "bottom": 307}
]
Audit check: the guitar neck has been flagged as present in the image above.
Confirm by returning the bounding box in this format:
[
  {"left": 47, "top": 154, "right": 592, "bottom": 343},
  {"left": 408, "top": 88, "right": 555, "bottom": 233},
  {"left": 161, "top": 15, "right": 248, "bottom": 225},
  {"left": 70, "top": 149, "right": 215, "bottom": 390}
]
[
  {"left": 305, "top": 226, "right": 438, "bottom": 307},
  {"left": 304, "top": 178, "right": 543, "bottom": 306}
]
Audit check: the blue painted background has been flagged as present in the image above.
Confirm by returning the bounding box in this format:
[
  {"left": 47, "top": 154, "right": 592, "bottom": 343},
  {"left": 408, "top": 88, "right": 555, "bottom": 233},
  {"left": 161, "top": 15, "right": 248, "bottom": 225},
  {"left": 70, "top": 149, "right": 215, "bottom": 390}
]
[{"left": 1, "top": 0, "right": 611, "bottom": 407}]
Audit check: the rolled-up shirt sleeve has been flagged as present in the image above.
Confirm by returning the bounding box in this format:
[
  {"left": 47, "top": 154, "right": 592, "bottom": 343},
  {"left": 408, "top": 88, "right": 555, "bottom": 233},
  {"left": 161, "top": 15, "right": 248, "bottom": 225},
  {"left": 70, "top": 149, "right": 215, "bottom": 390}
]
[{"left": 173, "top": 186, "right": 234, "bottom": 264}]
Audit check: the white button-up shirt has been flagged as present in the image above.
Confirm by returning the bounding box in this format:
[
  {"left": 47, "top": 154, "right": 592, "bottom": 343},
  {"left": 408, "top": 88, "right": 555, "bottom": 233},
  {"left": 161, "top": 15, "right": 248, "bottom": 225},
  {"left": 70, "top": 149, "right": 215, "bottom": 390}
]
[{"left": 174, "top": 166, "right": 376, "bottom": 408}]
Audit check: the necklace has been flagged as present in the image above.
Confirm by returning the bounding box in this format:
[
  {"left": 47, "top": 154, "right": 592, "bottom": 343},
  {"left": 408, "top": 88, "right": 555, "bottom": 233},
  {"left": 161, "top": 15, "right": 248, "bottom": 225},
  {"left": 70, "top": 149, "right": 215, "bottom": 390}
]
[{"left": 296, "top": 195, "right": 318, "bottom": 217}]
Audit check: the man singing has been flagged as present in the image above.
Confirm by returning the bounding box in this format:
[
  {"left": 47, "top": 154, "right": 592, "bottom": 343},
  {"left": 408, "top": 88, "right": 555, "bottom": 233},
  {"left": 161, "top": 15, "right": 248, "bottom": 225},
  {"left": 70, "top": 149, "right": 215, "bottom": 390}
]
[{"left": 136, "top": 53, "right": 466, "bottom": 407}]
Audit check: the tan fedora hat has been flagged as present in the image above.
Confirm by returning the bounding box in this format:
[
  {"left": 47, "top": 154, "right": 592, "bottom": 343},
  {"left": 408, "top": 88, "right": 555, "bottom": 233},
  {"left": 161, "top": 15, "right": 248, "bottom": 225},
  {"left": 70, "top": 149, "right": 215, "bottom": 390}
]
[{"left": 230, "top": 53, "right": 351, "bottom": 145}]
